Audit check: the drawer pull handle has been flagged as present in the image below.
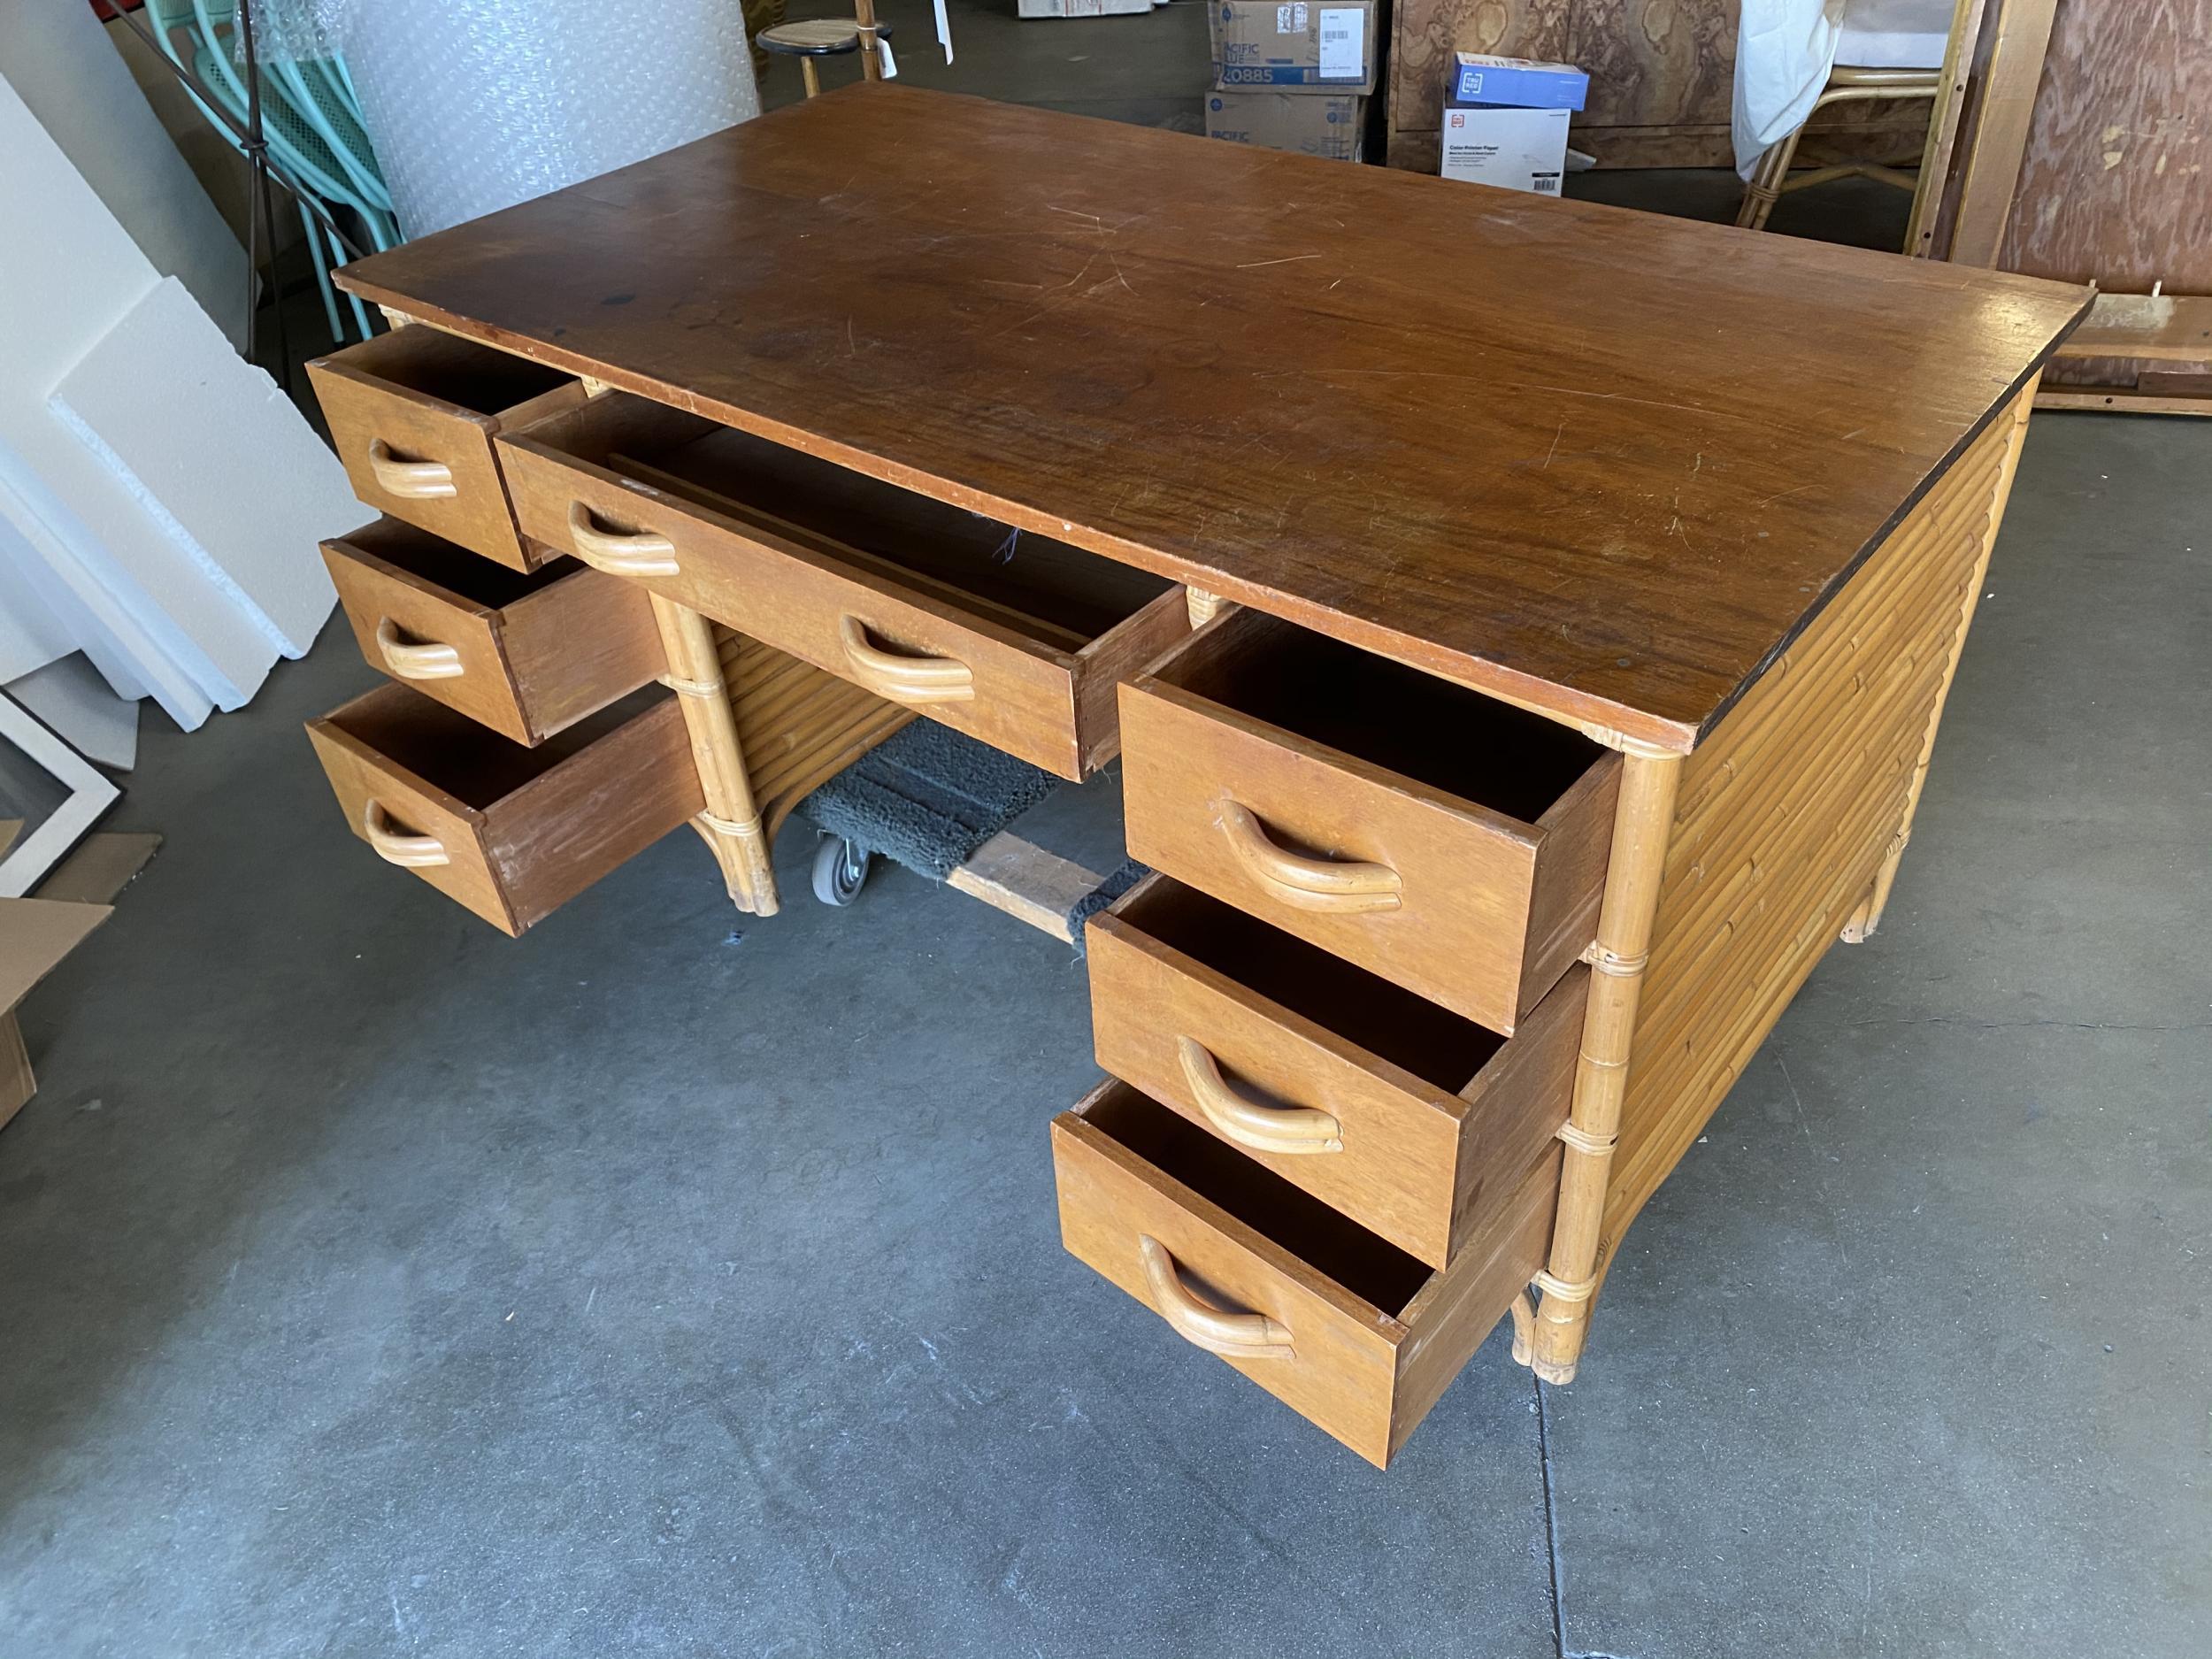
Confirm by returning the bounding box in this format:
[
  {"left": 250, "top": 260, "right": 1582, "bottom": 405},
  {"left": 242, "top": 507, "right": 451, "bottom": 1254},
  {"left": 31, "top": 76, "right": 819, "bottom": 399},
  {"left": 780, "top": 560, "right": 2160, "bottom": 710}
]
[
  {"left": 373, "top": 618, "right": 465, "bottom": 680},
  {"left": 1217, "top": 801, "right": 1402, "bottom": 913},
  {"left": 837, "top": 617, "right": 975, "bottom": 703},
  {"left": 362, "top": 802, "right": 449, "bottom": 868},
  {"left": 1178, "top": 1037, "right": 1342, "bottom": 1155},
  {"left": 366, "top": 440, "right": 456, "bottom": 499},
  {"left": 567, "top": 502, "right": 679, "bottom": 575},
  {"left": 1139, "top": 1236, "right": 1294, "bottom": 1361}
]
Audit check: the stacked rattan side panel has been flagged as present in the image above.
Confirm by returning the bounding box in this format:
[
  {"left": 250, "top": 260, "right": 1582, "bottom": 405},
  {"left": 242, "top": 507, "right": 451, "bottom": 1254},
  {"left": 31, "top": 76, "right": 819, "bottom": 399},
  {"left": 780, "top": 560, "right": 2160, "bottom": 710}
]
[{"left": 1594, "top": 388, "right": 2035, "bottom": 1284}]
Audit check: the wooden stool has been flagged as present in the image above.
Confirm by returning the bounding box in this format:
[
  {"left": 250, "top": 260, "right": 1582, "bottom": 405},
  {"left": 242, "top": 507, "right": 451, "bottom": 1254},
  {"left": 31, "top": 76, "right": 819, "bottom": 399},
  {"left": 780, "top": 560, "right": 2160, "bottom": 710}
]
[{"left": 758, "top": 16, "right": 895, "bottom": 99}]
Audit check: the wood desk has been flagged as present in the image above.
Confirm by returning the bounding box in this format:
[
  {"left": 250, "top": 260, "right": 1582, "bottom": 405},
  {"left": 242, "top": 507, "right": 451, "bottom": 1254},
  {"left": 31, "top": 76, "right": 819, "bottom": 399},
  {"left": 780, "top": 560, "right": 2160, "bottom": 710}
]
[{"left": 308, "top": 86, "right": 2085, "bottom": 1466}]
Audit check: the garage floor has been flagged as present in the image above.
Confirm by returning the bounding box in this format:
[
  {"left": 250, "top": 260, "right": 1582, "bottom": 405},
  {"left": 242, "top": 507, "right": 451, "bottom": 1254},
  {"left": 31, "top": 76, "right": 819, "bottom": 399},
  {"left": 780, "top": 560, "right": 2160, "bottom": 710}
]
[{"left": 5, "top": 7, "right": 2208, "bottom": 1655}]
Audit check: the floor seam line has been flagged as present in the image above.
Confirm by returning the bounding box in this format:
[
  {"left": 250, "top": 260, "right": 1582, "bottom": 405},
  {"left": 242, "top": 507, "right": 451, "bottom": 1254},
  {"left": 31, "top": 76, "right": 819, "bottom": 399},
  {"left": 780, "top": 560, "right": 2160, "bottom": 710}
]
[{"left": 1535, "top": 1371, "right": 1567, "bottom": 1659}]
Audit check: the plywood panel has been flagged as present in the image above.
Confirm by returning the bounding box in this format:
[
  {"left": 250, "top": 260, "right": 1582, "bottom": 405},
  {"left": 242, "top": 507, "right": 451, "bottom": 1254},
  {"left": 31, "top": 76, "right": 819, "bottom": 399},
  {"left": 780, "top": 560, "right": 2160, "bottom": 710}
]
[{"left": 1996, "top": 0, "right": 2212, "bottom": 291}]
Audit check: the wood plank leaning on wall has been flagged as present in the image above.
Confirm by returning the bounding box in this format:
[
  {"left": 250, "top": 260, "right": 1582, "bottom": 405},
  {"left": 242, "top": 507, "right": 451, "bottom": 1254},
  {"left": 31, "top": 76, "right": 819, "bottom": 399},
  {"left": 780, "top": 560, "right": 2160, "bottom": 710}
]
[{"left": 1941, "top": 0, "right": 2210, "bottom": 414}]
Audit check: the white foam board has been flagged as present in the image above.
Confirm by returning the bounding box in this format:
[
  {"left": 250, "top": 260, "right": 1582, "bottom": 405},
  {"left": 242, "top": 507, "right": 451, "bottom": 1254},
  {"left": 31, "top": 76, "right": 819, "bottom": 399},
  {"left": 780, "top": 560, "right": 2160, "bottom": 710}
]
[
  {"left": 5, "top": 651, "right": 138, "bottom": 772},
  {"left": 0, "top": 511, "right": 73, "bottom": 684},
  {"left": 0, "top": 440, "right": 214, "bottom": 728},
  {"left": 0, "top": 71, "right": 269, "bottom": 722},
  {"left": 0, "top": 0, "right": 246, "bottom": 347},
  {"left": 50, "top": 276, "right": 344, "bottom": 658}
]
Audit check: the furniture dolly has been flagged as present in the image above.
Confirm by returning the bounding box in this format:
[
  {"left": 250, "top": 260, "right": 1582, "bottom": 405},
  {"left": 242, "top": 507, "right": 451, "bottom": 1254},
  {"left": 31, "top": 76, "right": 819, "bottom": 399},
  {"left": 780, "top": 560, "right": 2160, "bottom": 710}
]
[{"left": 303, "top": 86, "right": 2085, "bottom": 1467}]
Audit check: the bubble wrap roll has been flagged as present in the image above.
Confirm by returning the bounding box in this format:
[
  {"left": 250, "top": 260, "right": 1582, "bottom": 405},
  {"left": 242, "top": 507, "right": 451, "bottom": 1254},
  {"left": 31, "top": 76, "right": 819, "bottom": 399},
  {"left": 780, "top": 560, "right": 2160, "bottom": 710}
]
[{"left": 339, "top": 0, "right": 760, "bottom": 239}]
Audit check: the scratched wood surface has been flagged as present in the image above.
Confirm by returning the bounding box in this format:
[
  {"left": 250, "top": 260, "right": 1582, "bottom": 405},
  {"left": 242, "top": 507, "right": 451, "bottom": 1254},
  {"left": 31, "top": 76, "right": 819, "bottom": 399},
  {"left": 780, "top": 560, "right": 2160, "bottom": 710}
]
[{"left": 336, "top": 86, "right": 2085, "bottom": 753}]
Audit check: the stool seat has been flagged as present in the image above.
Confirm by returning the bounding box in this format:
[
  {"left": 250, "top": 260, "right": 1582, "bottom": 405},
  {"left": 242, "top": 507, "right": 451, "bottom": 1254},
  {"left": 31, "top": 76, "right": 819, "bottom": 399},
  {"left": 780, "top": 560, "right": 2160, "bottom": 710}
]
[{"left": 758, "top": 17, "right": 893, "bottom": 56}]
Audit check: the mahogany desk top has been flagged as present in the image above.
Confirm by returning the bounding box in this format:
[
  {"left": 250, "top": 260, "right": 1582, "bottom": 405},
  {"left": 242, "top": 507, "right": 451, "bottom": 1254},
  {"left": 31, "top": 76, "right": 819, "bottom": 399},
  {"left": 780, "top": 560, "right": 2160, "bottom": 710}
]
[{"left": 335, "top": 85, "right": 2087, "bottom": 754}]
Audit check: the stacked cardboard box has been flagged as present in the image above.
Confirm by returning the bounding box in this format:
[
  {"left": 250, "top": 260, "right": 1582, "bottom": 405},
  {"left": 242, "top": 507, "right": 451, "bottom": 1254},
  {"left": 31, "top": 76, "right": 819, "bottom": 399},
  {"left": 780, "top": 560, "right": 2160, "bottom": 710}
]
[
  {"left": 1017, "top": 0, "right": 1159, "bottom": 18},
  {"left": 1202, "top": 1, "right": 1374, "bottom": 162},
  {"left": 1437, "top": 53, "right": 1589, "bottom": 195}
]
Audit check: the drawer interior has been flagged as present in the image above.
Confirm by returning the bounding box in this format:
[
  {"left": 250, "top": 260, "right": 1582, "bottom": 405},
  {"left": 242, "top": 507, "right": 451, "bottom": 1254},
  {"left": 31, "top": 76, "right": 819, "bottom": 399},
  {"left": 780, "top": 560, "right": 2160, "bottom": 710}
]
[
  {"left": 1110, "top": 879, "right": 1507, "bottom": 1094},
  {"left": 1079, "top": 1085, "right": 1432, "bottom": 1318},
  {"left": 604, "top": 421, "right": 1174, "bottom": 647},
  {"left": 1161, "top": 613, "right": 1605, "bottom": 822},
  {"left": 338, "top": 518, "right": 582, "bottom": 607},
  {"left": 325, "top": 680, "right": 669, "bottom": 810},
  {"left": 343, "top": 326, "right": 574, "bottom": 419}
]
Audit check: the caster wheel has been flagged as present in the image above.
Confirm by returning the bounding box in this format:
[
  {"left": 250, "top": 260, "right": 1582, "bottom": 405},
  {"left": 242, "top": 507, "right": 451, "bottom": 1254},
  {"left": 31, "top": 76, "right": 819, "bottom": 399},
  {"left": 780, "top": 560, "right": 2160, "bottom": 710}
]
[{"left": 810, "top": 835, "right": 871, "bottom": 906}]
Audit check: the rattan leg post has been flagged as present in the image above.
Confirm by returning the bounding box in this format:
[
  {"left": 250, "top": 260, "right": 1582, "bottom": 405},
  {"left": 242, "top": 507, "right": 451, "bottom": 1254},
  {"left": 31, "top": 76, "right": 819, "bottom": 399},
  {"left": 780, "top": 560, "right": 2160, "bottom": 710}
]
[
  {"left": 1735, "top": 127, "right": 1803, "bottom": 230},
  {"left": 855, "top": 0, "right": 883, "bottom": 80},
  {"left": 650, "top": 595, "right": 780, "bottom": 916},
  {"left": 1527, "top": 745, "right": 1684, "bottom": 1384},
  {"left": 1842, "top": 380, "right": 2036, "bottom": 942}
]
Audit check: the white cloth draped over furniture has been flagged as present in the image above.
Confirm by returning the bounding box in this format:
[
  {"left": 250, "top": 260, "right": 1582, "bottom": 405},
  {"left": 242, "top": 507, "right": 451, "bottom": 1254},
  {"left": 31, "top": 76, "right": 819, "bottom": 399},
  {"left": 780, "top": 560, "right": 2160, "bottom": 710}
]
[{"left": 1733, "top": 0, "right": 1956, "bottom": 178}]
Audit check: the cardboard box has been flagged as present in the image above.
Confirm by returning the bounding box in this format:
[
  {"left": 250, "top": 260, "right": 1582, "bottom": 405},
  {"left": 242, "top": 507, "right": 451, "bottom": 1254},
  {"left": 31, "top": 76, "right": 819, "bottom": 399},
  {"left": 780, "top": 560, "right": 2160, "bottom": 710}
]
[
  {"left": 1017, "top": 0, "right": 1153, "bottom": 15},
  {"left": 1439, "top": 104, "right": 1571, "bottom": 195},
  {"left": 1, "top": 896, "right": 111, "bottom": 1127},
  {"left": 1209, "top": 1, "right": 1375, "bottom": 95},
  {"left": 1446, "top": 52, "right": 1588, "bottom": 111},
  {"left": 1204, "top": 91, "right": 1364, "bottom": 161}
]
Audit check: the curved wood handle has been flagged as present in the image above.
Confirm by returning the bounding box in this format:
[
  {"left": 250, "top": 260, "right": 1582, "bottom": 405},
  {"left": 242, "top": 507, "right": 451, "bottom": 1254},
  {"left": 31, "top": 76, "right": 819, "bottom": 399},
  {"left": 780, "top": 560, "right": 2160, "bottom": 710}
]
[
  {"left": 1177, "top": 1037, "right": 1342, "bottom": 1155},
  {"left": 366, "top": 439, "right": 456, "bottom": 499},
  {"left": 1139, "top": 1236, "right": 1294, "bottom": 1361},
  {"left": 567, "top": 501, "right": 679, "bottom": 575},
  {"left": 373, "top": 617, "right": 465, "bottom": 680},
  {"left": 362, "top": 802, "right": 449, "bottom": 868},
  {"left": 1217, "top": 800, "right": 1402, "bottom": 913},
  {"left": 837, "top": 616, "right": 975, "bottom": 703}
]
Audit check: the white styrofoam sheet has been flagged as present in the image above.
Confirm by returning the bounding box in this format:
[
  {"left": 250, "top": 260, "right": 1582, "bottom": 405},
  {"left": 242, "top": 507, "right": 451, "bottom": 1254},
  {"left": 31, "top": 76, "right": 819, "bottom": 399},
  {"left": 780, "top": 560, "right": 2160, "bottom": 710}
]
[
  {"left": 0, "top": 71, "right": 266, "bottom": 722},
  {"left": 0, "top": 426, "right": 214, "bottom": 730},
  {"left": 0, "top": 512, "right": 74, "bottom": 685},
  {"left": 4, "top": 651, "right": 138, "bottom": 772},
  {"left": 0, "top": 0, "right": 246, "bottom": 346},
  {"left": 50, "top": 276, "right": 345, "bottom": 659},
  {"left": 0, "top": 466, "right": 156, "bottom": 710}
]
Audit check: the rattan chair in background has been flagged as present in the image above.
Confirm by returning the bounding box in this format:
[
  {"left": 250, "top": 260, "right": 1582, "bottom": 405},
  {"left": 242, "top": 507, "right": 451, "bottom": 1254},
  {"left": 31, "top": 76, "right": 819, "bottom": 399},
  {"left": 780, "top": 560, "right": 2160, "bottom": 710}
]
[{"left": 1735, "top": 0, "right": 1957, "bottom": 235}]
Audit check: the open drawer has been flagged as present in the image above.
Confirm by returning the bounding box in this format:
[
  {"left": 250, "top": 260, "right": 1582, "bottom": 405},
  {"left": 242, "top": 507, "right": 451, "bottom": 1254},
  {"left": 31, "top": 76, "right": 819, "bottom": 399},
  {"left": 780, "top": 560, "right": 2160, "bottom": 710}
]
[
  {"left": 1087, "top": 875, "right": 1582, "bottom": 1269},
  {"left": 1119, "top": 610, "right": 1621, "bottom": 1034},
  {"left": 305, "top": 681, "right": 701, "bottom": 935},
  {"left": 323, "top": 518, "right": 664, "bottom": 746},
  {"left": 494, "top": 393, "right": 1191, "bottom": 780},
  {"left": 1053, "top": 1079, "right": 1558, "bottom": 1469},
  {"left": 307, "top": 328, "right": 584, "bottom": 569}
]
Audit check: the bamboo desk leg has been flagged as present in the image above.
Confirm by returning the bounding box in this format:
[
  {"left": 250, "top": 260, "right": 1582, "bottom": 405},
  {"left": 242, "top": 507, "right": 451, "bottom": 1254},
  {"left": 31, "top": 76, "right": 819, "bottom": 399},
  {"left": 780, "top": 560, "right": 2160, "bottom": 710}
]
[
  {"left": 1526, "top": 745, "right": 1684, "bottom": 1384},
  {"left": 650, "top": 595, "right": 780, "bottom": 916}
]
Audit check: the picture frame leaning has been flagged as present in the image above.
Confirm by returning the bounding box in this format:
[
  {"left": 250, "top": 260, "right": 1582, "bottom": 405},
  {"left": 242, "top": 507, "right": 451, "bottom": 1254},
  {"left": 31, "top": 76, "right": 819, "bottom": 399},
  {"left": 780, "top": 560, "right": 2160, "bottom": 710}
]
[{"left": 0, "top": 690, "right": 119, "bottom": 900}]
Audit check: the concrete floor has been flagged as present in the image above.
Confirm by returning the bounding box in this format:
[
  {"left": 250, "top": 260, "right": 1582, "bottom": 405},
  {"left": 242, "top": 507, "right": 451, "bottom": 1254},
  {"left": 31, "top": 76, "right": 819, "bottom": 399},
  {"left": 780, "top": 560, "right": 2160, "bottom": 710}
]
[{"left": 5, "top": 6, "right": 2209, "bottom": 1655}]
